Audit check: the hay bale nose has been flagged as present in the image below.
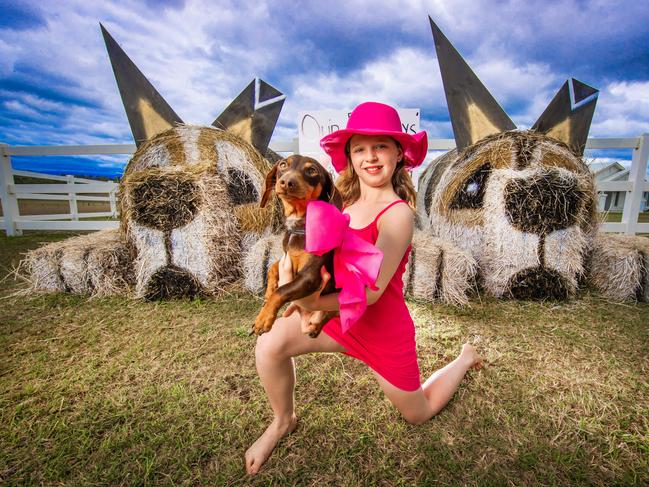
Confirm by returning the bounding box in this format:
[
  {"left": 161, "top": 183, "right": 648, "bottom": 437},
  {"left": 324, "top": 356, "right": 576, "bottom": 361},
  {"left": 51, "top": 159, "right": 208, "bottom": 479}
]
[
  {"left": 504, "top": 171, "right": 585, "bottom": 234},
  {"left": 129, "top": 174, "right": 202, "bottom": 231}
]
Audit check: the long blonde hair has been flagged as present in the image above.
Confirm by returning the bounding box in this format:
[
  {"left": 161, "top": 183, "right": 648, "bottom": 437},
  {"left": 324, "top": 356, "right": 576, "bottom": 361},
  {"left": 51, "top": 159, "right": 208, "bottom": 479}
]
[{"left": 335, "top": 138, "right": 417, "bottom": 208}]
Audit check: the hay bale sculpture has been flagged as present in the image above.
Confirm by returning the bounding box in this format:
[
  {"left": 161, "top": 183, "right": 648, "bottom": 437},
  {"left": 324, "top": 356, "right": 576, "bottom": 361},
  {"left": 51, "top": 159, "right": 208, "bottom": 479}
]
[
  {"left": 416, "top": 19, "right": 649, "bottom": 302},
  {"left": 24, "top": 25, "right": 285, "bottom": 300}
]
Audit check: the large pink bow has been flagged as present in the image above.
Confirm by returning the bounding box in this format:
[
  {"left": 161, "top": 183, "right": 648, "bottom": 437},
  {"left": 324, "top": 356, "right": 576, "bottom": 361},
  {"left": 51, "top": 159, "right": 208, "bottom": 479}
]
[{"left": 304, "top": 200, "right": 383, "bottom": 333}]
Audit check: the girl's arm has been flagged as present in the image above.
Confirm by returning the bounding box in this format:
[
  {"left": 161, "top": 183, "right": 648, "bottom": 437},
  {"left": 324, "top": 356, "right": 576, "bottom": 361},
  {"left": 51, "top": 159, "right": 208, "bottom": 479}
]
[{"left": 296, "top": 203, "right": 414, "bottom": 311}]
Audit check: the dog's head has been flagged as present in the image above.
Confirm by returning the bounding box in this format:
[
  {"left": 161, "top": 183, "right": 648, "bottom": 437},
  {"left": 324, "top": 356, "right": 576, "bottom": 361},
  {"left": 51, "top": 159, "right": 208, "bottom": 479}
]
[{"left": 260, "top": 155, "right": 342, "bottom": 217}]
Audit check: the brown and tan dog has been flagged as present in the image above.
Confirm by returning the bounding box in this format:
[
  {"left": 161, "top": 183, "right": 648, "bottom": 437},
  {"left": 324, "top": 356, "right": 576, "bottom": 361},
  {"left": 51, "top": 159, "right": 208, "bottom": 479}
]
[{"left": 252, "top": 155, "right": 343, "bottom": 336}]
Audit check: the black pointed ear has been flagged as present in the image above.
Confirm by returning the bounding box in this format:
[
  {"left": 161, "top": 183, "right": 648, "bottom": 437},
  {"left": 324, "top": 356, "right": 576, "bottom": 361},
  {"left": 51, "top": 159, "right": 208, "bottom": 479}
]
[
  {"left": 213, "top": 78, "right": 286, "bottom": 155},
  {"left": 531, "top": 78, "right": 599, "bottom": 156},
  {"left": 260, "top": 163, "right": 279, "bottom": 208},
  {"left": 100, "top": 23, "right": 183, "bottom": 146},
  {"left": 428, "top": 17, "right": 516, "bottom": 149}
]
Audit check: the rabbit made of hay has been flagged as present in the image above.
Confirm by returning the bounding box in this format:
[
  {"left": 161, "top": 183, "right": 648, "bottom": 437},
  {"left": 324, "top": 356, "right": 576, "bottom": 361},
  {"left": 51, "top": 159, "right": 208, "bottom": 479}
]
[
  {"left": 415, "top": 19, "right": 649, "bottom": 302},
  {"left": 23, "top": 25, "right": 285, "bottom": 300}
]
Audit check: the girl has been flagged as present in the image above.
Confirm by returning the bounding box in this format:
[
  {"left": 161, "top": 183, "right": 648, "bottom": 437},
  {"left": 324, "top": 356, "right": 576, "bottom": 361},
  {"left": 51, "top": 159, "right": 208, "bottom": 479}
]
[{"left": 245, "top": 102, "right": 482, "bottom": 475}]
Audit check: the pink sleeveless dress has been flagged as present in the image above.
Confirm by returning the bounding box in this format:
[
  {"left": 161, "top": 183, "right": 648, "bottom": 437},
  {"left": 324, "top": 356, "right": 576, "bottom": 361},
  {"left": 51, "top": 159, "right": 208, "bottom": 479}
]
[{"left": 321, "top": 199, "right": 421, "bottom": 392}]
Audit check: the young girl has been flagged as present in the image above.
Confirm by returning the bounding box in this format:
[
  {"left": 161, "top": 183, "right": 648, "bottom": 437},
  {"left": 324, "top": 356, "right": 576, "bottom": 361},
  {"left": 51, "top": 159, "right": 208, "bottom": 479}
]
[{"left": 245, "top": 102, "right": 482, "bottom": 475}]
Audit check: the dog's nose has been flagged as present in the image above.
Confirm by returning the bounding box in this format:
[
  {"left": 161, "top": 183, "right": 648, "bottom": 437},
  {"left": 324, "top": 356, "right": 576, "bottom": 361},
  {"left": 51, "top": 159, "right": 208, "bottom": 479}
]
[
  {"left": 504, "top": 170, "right": 586, "bottom": 235},
  {"left": 278, "top": 176, "right": 296, "bottom": 191}
]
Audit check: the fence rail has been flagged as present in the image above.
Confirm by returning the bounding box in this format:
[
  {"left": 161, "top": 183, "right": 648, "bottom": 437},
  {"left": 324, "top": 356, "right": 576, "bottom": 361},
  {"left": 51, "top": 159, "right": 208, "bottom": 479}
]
[{"left": 1, "top": 135, "right": 648, "bottom": 236}]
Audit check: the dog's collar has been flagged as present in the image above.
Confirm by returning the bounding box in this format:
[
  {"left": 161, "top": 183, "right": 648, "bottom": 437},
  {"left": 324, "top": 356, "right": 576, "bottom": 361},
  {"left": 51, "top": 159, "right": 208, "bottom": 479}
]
[{"left": 285, "top": 216, "right": 306, "bottom": 236}]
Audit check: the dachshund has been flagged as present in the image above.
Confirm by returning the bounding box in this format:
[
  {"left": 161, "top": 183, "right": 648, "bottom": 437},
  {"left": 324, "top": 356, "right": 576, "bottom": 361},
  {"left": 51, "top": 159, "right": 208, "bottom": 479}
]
[{"left": 252, "top": 155, "right": 343, "bottom": 337}]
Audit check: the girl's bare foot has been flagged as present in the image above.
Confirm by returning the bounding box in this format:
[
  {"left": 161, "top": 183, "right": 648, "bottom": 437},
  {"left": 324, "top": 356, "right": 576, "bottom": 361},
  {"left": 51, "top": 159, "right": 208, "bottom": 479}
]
[
  {"left": 460, "top": 342, "right": 484, "bottom": 370},
  {"left": 245, "top": 414, "right": 298, "bottom": 475}
]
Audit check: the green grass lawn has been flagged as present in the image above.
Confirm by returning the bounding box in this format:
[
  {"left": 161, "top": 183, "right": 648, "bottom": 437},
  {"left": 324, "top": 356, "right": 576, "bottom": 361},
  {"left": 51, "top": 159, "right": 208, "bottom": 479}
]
[
  {"left": 602, "top": 212, "right": 649, "bottom": 223},
  {"left": 1, "top": 233, "right": 648, "bottom": 486}
]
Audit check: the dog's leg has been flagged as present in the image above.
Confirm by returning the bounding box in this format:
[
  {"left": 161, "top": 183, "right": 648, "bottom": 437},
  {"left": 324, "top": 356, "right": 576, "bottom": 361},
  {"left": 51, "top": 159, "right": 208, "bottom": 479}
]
[
  {"left": 264, "top": 261, "right": 280, "bottom": 302},
  {"left": 253, "top": 270, "right": 322, "bottom": 335},
  {"left": 306, "top": 311, "right": 338, "bottom": 338}
]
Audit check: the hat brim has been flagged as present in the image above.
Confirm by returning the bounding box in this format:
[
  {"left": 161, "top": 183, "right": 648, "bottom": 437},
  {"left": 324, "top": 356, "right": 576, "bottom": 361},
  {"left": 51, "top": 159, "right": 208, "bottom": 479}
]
[{"left": 320, "top": 128, "right": 428, "bottom": 173}]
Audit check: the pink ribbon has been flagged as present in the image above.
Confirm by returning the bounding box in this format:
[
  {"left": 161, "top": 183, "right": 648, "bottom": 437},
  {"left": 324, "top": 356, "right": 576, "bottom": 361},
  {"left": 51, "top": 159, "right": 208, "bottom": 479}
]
[{"left": 304, "top": 200, "right": 383, "bottom": 333}]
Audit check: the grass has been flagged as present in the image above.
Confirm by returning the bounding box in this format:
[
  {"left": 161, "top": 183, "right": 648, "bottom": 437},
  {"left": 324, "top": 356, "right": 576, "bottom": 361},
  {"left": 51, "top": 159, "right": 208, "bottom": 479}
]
[
  {"left": 602, "top": 211, "right": 649, "bottom": 223},
  {"left": 1, "top": 233, "right": 648, "bottom": 486}
]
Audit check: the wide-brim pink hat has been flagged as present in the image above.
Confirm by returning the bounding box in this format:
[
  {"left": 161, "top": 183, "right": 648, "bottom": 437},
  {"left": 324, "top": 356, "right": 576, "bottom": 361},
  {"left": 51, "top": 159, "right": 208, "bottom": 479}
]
[{"left": 319, "top": 101, "right": 428, "bottom": 173}]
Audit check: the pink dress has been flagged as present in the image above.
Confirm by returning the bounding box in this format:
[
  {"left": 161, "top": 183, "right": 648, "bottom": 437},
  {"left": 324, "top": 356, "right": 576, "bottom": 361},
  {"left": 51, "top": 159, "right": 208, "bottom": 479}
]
[{"left": 322, "top": 199, "right": 421, "bottom": 392}]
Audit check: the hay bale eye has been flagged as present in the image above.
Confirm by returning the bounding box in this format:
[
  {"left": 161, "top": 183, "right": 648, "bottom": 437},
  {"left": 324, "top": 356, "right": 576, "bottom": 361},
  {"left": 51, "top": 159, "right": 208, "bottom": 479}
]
[
  {"left": 225, "top": 168, "right": 258, "bottom": 206},
  {"left": 450, "top": 163, "right": 491, "bottom": 209}
]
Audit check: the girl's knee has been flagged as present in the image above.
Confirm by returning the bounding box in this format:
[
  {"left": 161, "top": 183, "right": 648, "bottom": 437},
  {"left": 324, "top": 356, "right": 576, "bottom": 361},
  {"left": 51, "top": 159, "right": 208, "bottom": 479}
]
[
  {"left": 401, "top": 410, "right": 431, "bottom": 425},
  {"left": 255, "top": 318, "right": 289, "bottom": 360}
]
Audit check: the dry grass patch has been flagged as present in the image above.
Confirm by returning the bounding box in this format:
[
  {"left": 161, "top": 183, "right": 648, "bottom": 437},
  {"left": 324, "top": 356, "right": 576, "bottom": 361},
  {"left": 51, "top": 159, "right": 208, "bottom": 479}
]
[{"left": 1, "top": 233, "right": 648, "bottom": 485}]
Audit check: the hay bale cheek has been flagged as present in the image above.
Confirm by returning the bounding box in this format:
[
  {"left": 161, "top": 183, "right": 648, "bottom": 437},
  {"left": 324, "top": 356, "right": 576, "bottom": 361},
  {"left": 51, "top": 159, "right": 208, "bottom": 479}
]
[
  {"left": 129, "top": 224, "right": 168, "bottom": 297},
  {"left": 544, "top": 228, "right": 589, "bottom": 282},
  {"left": 170, "top": 215, "right": 212, "bottom": 286},
  {"left": 482, "top": 169, "right": 541, "bottom": 296}
]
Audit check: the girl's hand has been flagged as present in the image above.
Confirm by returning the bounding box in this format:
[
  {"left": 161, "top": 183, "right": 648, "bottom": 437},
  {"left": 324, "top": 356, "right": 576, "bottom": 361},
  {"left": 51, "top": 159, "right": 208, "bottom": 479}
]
[{"left": 277, "top": 252, "right": 294, "bottom": 287}]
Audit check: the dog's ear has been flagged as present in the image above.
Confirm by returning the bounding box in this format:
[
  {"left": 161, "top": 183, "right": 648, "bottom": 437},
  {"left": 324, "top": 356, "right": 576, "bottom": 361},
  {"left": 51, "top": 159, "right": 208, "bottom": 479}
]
[
  {"left": 260, "top": 163, "right": 279, "bottom": 208},
  {"left": 321, "top": 169, "right": 344, "bottom": 209}
]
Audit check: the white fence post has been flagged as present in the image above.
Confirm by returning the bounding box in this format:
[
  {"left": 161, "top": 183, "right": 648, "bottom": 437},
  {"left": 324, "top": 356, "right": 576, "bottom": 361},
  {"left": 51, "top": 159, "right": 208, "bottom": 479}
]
[
  {"left": 621, "top": 134, "right": 649, "bottom": 235},
  {"left": 109, "top": 188, "right": 117, "bottom": 218},
  {"left": 0, "top": 143, "right": 22, "bottom": 236},
  {"left": 66, "top": 174, "right": 78, "bottom": 221}
]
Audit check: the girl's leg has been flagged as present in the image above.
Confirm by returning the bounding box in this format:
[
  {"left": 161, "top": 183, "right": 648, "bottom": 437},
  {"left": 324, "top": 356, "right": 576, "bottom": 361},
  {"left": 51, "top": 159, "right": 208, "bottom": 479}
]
[
  {"left": 373, "top": 343, "right": 482, "bottom": 425},
  {"left": 245, "top": 311, "right": 345, "bottom": 475}
]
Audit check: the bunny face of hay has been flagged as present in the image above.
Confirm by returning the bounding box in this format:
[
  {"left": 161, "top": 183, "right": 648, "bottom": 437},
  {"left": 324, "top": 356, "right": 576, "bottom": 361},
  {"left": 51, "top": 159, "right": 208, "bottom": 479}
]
[
  {"left": 119, "top": 125, "right": 278, "bottom": 300},
  {"left": 419, "top": 131, "right": 598, "bottom": 299},
  {"left": 419, "top": 20, "right": 602, "bottom": 300}
]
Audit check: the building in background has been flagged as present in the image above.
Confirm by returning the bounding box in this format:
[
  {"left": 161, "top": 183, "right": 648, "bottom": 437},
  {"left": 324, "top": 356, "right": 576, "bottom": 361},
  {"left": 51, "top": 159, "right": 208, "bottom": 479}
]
[{"left": 588, "top": 161, "right": 649, "bottom": 212}]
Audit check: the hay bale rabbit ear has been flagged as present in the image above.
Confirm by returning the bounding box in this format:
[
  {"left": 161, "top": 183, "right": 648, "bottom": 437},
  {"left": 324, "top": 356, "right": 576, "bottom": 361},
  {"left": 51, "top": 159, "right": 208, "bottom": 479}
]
[
  {"left": 101, "top": 24, "right": 183, "bottom": 146},
  {"left": 531, "top": 78, "right": 599, "bottom": 156},
  {"left": 260, "top": 163, "right": 279, "bottom": 208},
  {"left": 428, "top": 17, "right": 515, "bottom": 150}
]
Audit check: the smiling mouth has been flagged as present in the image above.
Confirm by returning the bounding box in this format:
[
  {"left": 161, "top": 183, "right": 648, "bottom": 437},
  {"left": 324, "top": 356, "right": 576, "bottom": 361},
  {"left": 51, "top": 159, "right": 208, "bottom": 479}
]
[{"left": 364, "top": 165, "right": 383, "bottom": 173}]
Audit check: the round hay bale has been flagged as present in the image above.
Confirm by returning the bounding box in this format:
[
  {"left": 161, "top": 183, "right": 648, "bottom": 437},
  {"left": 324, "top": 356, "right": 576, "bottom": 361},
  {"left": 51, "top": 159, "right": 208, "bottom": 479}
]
[
  {"left": 405, "top": 231, "right": 477, "bottom": 305},
  {"left": 24, "top": 241, "right": 68, "bottom": 293},
  {"left": 243, "top": 234, "right": 284, "bottom": 295},
  {"left": 23, "top": 230, "right": 133, "bottom": 297},
  {"left": 85, "top": 229, "right": 133, "bottom": 297},
  {"left": 589, "top": 233, "right": 649, "bottom": 301}
]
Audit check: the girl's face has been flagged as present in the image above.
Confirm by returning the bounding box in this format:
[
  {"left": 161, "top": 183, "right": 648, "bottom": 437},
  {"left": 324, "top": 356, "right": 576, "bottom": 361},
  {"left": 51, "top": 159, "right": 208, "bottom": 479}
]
[{"left": 348, "top": 134, "right": 402, "bottom": 188}]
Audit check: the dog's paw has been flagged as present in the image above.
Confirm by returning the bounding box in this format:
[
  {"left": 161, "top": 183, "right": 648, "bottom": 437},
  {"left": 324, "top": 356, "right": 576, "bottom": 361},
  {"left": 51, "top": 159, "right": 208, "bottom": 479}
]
[{"left": 252, "top": 309, "right": 276, "bottom": 335}]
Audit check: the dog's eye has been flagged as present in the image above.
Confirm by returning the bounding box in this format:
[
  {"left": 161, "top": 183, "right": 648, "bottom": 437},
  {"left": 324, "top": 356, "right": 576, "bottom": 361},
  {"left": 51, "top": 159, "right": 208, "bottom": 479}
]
[
  {"left": 279, "top": 161, "right": 287, "bottom": 169},
  {"left": 307, "top": 167, "right": 317, "bottom": 176},
  {"left": 450, "top": 163, "right": 491, "bottom": 210}
]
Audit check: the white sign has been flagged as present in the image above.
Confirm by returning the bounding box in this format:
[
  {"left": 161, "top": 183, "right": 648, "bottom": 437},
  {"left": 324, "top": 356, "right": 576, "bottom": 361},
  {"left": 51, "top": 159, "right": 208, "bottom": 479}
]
[{"left": 297, "top": 108, "right": 421, "bottom": 168}]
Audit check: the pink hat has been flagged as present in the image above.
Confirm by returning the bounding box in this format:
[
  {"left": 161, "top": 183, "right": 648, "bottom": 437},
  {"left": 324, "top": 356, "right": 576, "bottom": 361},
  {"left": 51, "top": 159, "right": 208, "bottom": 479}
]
[{"left": 319, "top": 102, "right": 428, "bottom": 173}]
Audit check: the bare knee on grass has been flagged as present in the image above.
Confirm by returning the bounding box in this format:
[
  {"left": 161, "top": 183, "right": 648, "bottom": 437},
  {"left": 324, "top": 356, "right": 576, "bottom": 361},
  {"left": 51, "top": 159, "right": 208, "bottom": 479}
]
[{"left": 372, "top": 371, "right": 432, "bottom": 425}]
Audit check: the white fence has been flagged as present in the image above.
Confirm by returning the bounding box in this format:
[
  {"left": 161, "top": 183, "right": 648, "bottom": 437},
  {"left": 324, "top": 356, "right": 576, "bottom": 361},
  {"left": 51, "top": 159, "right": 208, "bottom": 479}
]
[{"left": 1, "top": 136, "right": 648, "bottom": 236}]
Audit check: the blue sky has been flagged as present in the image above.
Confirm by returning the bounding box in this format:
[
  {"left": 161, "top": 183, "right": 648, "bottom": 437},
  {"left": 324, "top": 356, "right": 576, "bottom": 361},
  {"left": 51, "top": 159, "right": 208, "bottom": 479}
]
[{"left": 1, "top": 0, "right": 648, "bottom": 178}]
